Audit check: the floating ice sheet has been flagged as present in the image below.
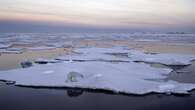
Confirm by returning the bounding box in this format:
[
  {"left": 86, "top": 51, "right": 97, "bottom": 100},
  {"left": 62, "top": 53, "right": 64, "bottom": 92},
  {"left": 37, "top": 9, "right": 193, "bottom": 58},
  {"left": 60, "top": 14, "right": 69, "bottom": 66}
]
[
  {"left": 0, "top": 44, "right": 12, "bottom": 49},
  {"left": 0, "top": 48, "right": 23, "bottom": 54},
  {"left": 56, "top": 47, "right": 130, "bottom": 62},
  {"left": 0, "top": 62, "right": 195, "bottom": 95},
  {"left": 28, "top": 46, "right": 56, "bottom": 51},
  {"left": 74, "top": 47, "right": 130, "bottom": 54},
  {"left": 1, "top": 46, "right": 195, "bottom": 95},
  {"left": 56, "top": 53, "right": 129, "bottom": 62},
  {"left": 57, "top": 47, "right": 195, "bottom": 65},
  {"left": 128, "top": 50, "right": 195, "bottom": 66}
]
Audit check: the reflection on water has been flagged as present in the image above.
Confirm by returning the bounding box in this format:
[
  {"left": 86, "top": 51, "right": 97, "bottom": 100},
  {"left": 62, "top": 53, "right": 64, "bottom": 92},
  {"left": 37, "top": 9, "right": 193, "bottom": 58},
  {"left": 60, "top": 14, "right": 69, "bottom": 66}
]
[
  {"left": 0, "top": 82, "right": 195, "bottom": 110},
  {"left": 67, "top": 89, "right": 83, "bottom": 97},
  {"left": 0, "top": 48, "right": 66, "bottom": 70}
]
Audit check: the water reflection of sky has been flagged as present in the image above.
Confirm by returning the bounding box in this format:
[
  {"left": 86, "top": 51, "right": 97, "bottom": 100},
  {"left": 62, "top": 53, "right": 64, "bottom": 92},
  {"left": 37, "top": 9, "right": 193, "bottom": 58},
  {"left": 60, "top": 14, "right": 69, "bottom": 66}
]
[{"left": 0, "top": 82, "right": 195, "bottom": 110}]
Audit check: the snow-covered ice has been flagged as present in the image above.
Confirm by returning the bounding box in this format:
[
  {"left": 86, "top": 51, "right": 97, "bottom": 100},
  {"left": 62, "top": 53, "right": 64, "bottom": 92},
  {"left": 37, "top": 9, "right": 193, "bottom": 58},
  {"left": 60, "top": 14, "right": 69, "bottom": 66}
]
[
  {"left": 42, "top": 70, "right": 54, "bottom": 74},
  {"left": 57, "top": 47, "right": 195, "bottom": 65},
  {"left": 0, "top": 44, "right": 12, "bottom": 49},
  {"left": 0, "top": 60, "right": 195, "bottom": 95},
  {"left": 56, "top": 53, "right": 129, "bottom": 62},
  {"left": 56, "top": 47, "right": 130, "bottom": 62},
  {"left": 28, "top": 46, "right": 56, "bottom": 51},
  {"left": 1, "top": 47, "right": 195, "bottom": 95},
  {"left": 128, "top": 50, "right": 195, "bottom": 66},
  {"left": 0, "top": 48, "right": 23, "bottom": 54},
  {"left": 74, "top": 47, "right": 130, "bottom": 54}
]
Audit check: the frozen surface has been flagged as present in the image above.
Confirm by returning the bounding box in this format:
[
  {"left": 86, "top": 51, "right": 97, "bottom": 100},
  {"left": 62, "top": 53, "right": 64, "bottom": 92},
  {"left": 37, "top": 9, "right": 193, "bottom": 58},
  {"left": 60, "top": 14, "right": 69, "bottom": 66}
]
[
  {"left": 128, "top": 50, "right": 195, "bottom": 65},
  {"left": 74, "top": 47, "right": 130, "bottom": 54},
  {"left": 56, "top": 53, "right": 129, "bottom": 62},
  {"left": 0, "top": 33, "right": 195, "bottom": 51},
  {"left": 56, "top": 47, "right": 130, "bottom": 62},
  {"left": 0, "top": 62, "right": 194, "bottom": 95},
  {"left": 0, "top": 48, "right": 23, "bottom": 54},
  {"left": 57, "top": 47, "right": 195, "bottom": 65},
  {"left": 28, "top": 46, "right": 56, "bottom": 51},
  {"left": 1, "top": 46, "right": 195, "bottom": 95},
  {"left": 0, "top": 44, "right": 12, "bottom": 49}
]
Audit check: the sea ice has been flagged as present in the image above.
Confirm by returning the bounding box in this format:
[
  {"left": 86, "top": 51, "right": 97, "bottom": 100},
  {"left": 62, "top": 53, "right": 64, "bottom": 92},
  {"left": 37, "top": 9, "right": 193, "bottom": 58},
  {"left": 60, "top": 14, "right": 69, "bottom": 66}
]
[
  {"left": 20, "top": 61, "right": 33, "bottom": 68},
  {"left": 57, "top": 47, "right": 195, "bottom": 65},
  {"left": 56, "top": 53, "right": 129, "bottom": 62},
  {"left": 0, "top": 44, "right": 12, "bottom": 49},
  {"left": 0, "top": 61, "right": 195, "bottom": 95},
  {"left": 42, "top": 70, "right": 54, "bottom": 74},
  {"left": 28, "top": 46, "right": 56, "bottom": 51},
  {"left": 128, "top": 50, "right": 195, "bottom": 66},
  {"left": 74, "top": 47, "right": 130, "bottom": 54},
  {"left": 56, "top": 47, "right": 130, "bottom": 62},
  {"left": 0, "top": 48, "right": 23, "bottom": 54},
  {"left": 1, "top": 47, "right": 195, "bottom": 95}
]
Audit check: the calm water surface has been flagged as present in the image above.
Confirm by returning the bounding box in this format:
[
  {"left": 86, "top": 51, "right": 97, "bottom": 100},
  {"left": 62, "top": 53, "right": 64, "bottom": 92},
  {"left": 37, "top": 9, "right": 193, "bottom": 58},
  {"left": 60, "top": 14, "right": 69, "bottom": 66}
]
[{"left": 0, "top": 82, "right": 195, "bottom": 110}]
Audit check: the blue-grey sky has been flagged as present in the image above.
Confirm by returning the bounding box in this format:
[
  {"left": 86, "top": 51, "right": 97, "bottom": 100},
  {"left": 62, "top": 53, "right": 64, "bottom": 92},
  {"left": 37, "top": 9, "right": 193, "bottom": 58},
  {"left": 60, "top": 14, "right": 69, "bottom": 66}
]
[{"left": 0, "top": 0, "right": 194, "bottom": 33}]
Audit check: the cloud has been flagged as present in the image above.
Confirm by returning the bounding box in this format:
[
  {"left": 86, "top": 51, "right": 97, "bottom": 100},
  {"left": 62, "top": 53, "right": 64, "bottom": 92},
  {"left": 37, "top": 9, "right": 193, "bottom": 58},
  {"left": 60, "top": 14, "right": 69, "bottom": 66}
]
[{"left": 0, "top": 0, "right": 194, "bottom": 32}]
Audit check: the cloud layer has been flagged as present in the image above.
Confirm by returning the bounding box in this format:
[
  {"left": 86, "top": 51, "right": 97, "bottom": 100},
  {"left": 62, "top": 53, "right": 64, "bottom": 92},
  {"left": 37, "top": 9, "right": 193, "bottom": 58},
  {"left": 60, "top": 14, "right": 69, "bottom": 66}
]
[{"left": 0, "top": 0, "right": 194, "bottom": 32}]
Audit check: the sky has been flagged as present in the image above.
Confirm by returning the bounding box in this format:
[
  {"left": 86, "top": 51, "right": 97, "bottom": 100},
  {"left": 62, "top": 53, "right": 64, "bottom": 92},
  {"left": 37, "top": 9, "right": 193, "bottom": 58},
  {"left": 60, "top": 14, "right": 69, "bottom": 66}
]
[{"left": 0, "top": 0, "right": 194, "bottom": 33}]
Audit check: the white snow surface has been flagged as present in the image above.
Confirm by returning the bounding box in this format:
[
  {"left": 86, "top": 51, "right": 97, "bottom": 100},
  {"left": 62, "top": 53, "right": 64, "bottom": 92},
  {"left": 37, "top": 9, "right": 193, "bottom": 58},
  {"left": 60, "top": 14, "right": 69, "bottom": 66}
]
[
  {"left": 1, "top": 47, "right": 195, "bottom": 95},
  {"left": 57, "top": 47, "right": 195, "bottom": 65},
  {"left": 56, "top": 47, "right": 130, "bottom": 62},
  {"left": 74, "top": 47, "right": 130, "bottom": 54},
  {"left": 128, "top": 50, "right": 195, "bottom": 65},
  {"left": 35, "top": 58, "right": 61, "bottom": 63},
  {"left": 0, "top": 48, "right": 23, "bottom": 54},
  {"left": 0, "top": 61, "right": 195, "bottom": 95},
  {"left": 0, "top": 44, "right": 12, "bottom": 49},
  {"left": 56, "top": 53, "right": 129, "bottom": 62},
  {"left": 28, "top": 46, "right": 56, "bottom": 51}
]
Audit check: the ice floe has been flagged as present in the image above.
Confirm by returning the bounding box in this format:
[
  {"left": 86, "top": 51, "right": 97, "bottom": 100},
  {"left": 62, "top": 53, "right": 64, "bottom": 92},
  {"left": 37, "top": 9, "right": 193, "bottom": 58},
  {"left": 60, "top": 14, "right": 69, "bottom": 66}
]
[
  {"left": 56, "top": 53, "right": 129, "bottom": 62},
  {"left": 0, "top": 61, "right": 195, "bottom": 95},
  {"left": 0, "top": 48, "right": 23, "bottom": 54},
  {"left": 56, "top": 47, "right": 130, "bottom": 62},
  {"left": 56, "top": 47, "right": 195, "bottom": 66},
  {"left": 74, "top": 47, "right": 130, "bottom": 54},
  {"left": 0, "top": 44, "right": 12, "bottom": 49},
  {"left": 128, "top": 50, "right": 195, "bottom": 66},
  {"left": 28, "top": 46, "right": 56, "bottom": 51},
  {"left": 20, "top": 61, "right": 33, "bottom": 68},
  {"left": 1, "top": 47, "right": 195, "bottom": 95}
]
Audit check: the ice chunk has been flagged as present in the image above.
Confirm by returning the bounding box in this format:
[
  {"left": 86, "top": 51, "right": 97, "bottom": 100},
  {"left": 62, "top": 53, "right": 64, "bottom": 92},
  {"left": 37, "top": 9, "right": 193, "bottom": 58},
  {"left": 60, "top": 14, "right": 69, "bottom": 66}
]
[
  {"left": 1, "top": 61, "right": 195, "bottom": 95},
  {"left": 56, "top": 47, "right": 130, "bottom": 62},
  {"left": 20, "top": 61, "right": 33, "bottom": 68}
]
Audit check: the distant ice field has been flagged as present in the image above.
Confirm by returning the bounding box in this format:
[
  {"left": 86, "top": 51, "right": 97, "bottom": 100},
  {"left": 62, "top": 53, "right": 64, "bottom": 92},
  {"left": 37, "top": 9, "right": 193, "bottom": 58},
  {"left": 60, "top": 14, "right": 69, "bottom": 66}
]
[{"left": 0, "top": 33, "right": 195, "bottom": 51}]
